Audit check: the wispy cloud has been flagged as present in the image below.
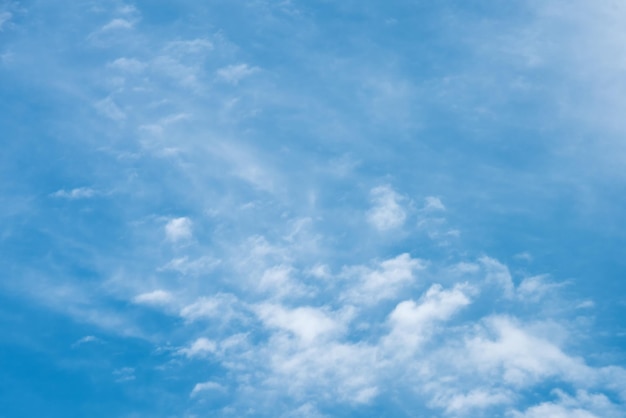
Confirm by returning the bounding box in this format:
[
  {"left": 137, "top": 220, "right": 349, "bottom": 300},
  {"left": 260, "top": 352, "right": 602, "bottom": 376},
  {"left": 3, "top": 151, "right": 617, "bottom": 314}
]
[
  {"left": 71, "top": 335, "right": 100, "bottom": 348},
  {"left": 50, "top": 187, "right": 96, "bottom": 199},
  {"left": 113, "top": 367, "right": 135, "bottom": 382},
  {"left": 133, "top": 289, "right": 173, "bottom": 305},
  {"left": 216, "top": 63, "right": 258, "bottom": 84},
  {"left": 0, "top": 11, "right": 11, "bottom": 31},
  {"left": 101, "top": 18, "right": 133, "bottom": 32},
  {"left": 2, "top": 1, "right": 625, "bottom": 417},
  {"left": 190, "top": 381, "right": 225, "bottom": 397}
]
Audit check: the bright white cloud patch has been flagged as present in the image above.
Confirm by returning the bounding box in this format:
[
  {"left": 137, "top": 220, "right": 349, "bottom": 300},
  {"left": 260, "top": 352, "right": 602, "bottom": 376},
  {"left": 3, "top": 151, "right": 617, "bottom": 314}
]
[
  {"left": 165, "top": 217, "right": 193, "bottom": 242},
  {"left": 133, "top": 289, "right": 172, "bottom": 305},
  {"left": 255, "top": 304, "right": 346, "bottom": 343},
  {"left": 367, "top": 185, "right": 407, "bottom": 231},
  {"left": 511, "top": 389, "right": 624, "bottom": 418},
  {"left": 464, "top": 316, "right": 592, "bottom": 386},
  {"left": 179, "top": 337, "right": 217, "bottom": 358},
  {"left": 384, "top": 283, "right": 471, "bottom": 354},
  {"left": 342, "top": 253, "right": 425, "bottom": 304}
]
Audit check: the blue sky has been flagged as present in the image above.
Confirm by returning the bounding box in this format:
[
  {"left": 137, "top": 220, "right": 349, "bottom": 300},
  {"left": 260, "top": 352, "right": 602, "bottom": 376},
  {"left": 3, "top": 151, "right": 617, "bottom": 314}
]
[{"left": 1, "top": 0, "right": 626, "bottom": 416}]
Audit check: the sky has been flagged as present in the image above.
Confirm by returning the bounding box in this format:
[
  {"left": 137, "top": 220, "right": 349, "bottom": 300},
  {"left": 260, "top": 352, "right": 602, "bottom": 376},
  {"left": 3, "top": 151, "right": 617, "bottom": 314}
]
[{"left": 1, "top": 0, "right": 626, "bottom": 417}]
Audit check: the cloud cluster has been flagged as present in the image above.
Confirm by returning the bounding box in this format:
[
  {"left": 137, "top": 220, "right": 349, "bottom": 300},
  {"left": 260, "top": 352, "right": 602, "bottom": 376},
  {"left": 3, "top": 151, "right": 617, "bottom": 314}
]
[
  {"left": 162, "top": 237, "right": 625, "bottom": 416},
  {"left": 2, "top": 1, "right": 625, "bottom": 417}
]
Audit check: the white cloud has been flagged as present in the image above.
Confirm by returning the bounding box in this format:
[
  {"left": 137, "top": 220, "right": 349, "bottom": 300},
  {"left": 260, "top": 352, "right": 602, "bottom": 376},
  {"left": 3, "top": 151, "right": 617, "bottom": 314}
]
[
  {"left": 180, "top": 294, "right": 238, "bottom": 323},
  {"left": 113, "top": 367, "right": 135, "bottom": 382},
  {"left": 383, "top": 283, "right": 471, "bottom": 355},
  {"left": 517, "top": 274, "right": 565, "bottom": 301},
  {"left": 480, "top": 256, "right": 515, "bottom": 298},
  {"left": 367, "top": 185, "right": 407, "bottom": 231},
  {"left": 577, "top": 300, "right": 595, "bottom": 309},
  {"left": 95, "top": 97, "right": 126, "bottom": 121},
  {"left": 117, "top": 4, "right": 138, "bottom": 16},
  {"left": 51, "top": 187, "right": 96, "bottom": 199},
  {"left": 5, "top": 3, "right": 625, "bottom": 411},
  {"left": 146, "top": 38, "right": 214, "bottom": 89},
  {"left": 151, "top": 55, "right": 199, "bottom": 87},
  {"left": 190, "top": 381, "right": 226, "bottom": 397},
  {"left": 255, "top": 304, "right": 347, "bottom": 343},
  {"left": 514, "top": 403, "right": 597, "bottom": 418},
  {"left": 416, "top": 197, "right": 459, "bottom": 245},
  {"left": 133, "top": 289, "right": 173, "bottom": 305},
  {"left": 164, "top": 38, "right": 213, "bottom": 55},
  {"left": 283, "top": 403, "right": 328, "bottom": 418},
  {"left": 257, "top": 265, "right": 311, "bottom": 299},
  {"left": 108, "top": 57, "right": 146, "bottom": 73},
  {"left": 101, "top": 18, "right": 133, "bottom": 32},
  {"left": 447, "top": 262, "right": 481, "bottom": 275},
  {"left": 165, "top": 217, "right": 192, "bottom": 242},
  {"left": 442, "top": 389, "right": 512, "bottom": 414},
  {"left": 307, "top": 264, "right": 331, "bottom": 280},
  {"left": 178, "top": 337, "right": 217, "bottom": 358},
  {"left": 216, "top": 63, "right": 258, "bottom": 84},
  {"left": 259, "top": 338, "right": 380, "bottom": 405},
  {"left": 209, "top": 141, "right": 279, "bottom": 192},
  {"left": 511, "top": 389, "right": 624, "bottom": 418},
  {"left": 160, "top": 255, "right": 220, "bottom": 276},
  {"left": 343, "top": 253, "right": 425, "bottom": 304},
  {"left": 514, "top": 252, "right": 533, "bottom": 262},
  {"left": 465, "top": 316, "right": 592, "bottom": 387},
  {"left": 72, "top": 335, "right": 99, "bottom": 348},
  {"left": 423, "top": 196, "right": 446, "bottom": 212}
]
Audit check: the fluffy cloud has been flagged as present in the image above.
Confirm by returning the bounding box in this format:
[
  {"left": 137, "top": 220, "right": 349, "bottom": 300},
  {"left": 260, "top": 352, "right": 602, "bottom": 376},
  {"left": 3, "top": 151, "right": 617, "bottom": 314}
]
[
  {"left": 342, "top": 253, "right": 425, "bottom": 305},
  {"left": 511, "top": 389, "right": 624, "bottom": 418},
  {"left": 178, "top": 337, "right": 217, "bottom": 359},
  {"left": 367, "top": 185, "right": 407, "bottom": 231},
  {"left": 383, "top": 283, "right": 472, "bottom": 355},
  {"left": 165, "top": 217, "right": 193, "bottom": 242},
  {"left": 463, "top": 316, "right": 592, "bottom": 387},
  {"left": 255, "top": 303, "right": 347, "bottom": 343}
]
